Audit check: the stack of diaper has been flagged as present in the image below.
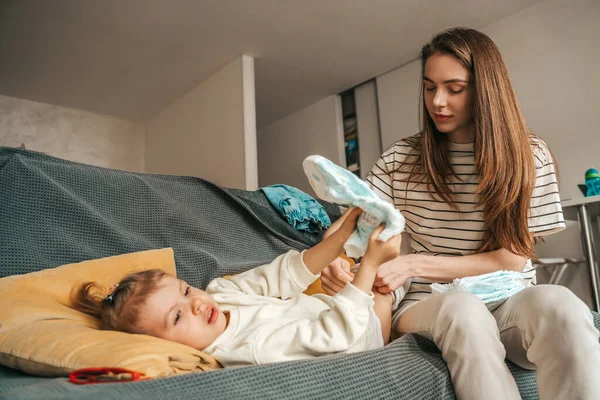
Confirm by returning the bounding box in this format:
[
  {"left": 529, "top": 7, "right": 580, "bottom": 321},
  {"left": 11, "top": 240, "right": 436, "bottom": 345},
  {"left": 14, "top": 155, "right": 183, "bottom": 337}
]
[
  {"left": 303, "top": 155, "right": 405, "bottom": 258},
  {"left": 430, "top": 270, "right": 527, "bottom": 304}
]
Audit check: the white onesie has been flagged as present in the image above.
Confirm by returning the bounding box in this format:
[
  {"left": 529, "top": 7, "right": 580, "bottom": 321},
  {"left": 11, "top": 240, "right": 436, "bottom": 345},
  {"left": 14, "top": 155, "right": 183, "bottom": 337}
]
[{"left": 203, "top": 250, "right": 383, "bottom": 367}]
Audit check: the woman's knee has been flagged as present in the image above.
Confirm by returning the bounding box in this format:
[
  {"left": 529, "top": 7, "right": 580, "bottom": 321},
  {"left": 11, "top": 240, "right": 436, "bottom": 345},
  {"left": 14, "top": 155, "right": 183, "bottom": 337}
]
[
  {"left": 436, "top": 292, "right": 497, "bottom": 331},
  {"left": 519, "top": 285, "right": 590, "bottom": 324},
  {"left": 430, "top": 292, "right": 503, "bottom": 355}
]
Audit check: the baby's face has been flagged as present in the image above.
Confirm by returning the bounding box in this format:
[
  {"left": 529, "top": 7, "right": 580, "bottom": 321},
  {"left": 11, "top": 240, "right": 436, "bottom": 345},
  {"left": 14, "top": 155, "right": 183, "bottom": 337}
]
[{"left": 138, "top": 275, "right": 227, "bottom": 350}]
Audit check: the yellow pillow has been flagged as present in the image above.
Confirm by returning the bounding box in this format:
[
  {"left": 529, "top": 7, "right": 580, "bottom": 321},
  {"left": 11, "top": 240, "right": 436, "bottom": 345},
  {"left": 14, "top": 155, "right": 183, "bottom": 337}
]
[{"left": 0, "top": 248, "right": 220, "bottom": 378}]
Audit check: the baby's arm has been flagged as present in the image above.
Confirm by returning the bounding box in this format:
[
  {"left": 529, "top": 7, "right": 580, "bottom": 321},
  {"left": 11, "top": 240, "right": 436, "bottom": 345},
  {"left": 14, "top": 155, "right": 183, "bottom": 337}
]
[
  {"left": 208, "top": 251, "right": 315, "bottom": 299},
  {"left": 322, "top": 206, "right": 355, "bottom": 240},
  {"left": 256, "top": 226, "right": 401, "bottom": 363},
  {"left": 348, "top": 225, "right": 402, "bottom": 294},
  {"left": 352, "top": 225, "right": 401, "bottom": 344},
  {"left": 207, "top": 209, "right": 363, "bottom": 299},
  {"left": 302, "top": 208, "right": 362, "bottom": 276},
  {"left": 253, "top": 226, "right": 401, "bottom": 364}
]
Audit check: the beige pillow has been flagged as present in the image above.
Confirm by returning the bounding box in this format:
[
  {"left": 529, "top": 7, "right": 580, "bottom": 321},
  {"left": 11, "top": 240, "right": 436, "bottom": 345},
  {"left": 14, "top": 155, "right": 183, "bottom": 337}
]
[{"left": 0, "top": 248, "right": 220, "bottom": 378}]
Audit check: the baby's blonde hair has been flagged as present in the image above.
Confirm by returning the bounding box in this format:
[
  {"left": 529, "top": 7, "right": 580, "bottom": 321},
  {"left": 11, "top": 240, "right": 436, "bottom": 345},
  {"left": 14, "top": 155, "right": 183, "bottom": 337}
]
[{"left": 71, "top": 269, "right": 166, "bottom": 334}]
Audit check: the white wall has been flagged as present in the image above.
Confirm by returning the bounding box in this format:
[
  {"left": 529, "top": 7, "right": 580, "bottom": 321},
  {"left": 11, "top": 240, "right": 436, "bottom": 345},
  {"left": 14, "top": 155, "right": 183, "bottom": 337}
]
[
  {"left": 145, "top": 55, "right": 257, "bottom": 190},
  {"left": 486, "top": 0, "right": 600, "bottom": 202},
  {"left": 377, "top": 61, "right": 422, "bottom": 149},
  {"left": 258, "top": 95, "right": 345, "bottom": 195},
  {"left": 375, "top": 0, "right": 600, "bottom": 308},
  {"left": 354, "top": 80, "right": 383, "bottom": 179},
  {"left": 0, "top": 94, "right": 145, "bottom": 171}
]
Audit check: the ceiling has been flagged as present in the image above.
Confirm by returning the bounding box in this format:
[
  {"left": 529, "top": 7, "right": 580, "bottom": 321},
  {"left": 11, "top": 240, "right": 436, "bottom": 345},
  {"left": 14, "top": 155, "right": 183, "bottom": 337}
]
[{"left": 0, "top": 0, "right": 542, "bottom": 128}]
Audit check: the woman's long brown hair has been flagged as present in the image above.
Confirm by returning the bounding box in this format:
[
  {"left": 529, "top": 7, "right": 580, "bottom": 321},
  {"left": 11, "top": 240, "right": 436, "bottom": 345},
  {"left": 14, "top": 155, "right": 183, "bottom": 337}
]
[{"left": 403, "top": 27, "right": 537, "bottom": 258}]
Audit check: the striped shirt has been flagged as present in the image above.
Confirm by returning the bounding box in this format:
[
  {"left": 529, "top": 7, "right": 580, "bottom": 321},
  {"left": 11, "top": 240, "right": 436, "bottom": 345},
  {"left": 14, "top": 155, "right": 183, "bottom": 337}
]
[{"left": 366, "top": 134, "right": 565, "bottom": 314}]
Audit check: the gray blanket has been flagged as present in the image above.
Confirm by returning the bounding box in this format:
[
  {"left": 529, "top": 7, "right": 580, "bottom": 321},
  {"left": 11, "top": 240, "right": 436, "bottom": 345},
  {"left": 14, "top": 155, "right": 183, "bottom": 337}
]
[{"left": 1, "top": 147, "right": 598, "bottom": 400}]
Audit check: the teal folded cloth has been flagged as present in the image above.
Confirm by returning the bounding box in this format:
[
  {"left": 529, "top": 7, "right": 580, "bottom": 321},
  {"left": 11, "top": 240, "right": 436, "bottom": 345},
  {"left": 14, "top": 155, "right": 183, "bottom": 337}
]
[
  {"left": 262, "top": 184, "right": 332, "bottom": 233},
  {"left": 430, "top": 270, "right": 527, "bottom": 304}
]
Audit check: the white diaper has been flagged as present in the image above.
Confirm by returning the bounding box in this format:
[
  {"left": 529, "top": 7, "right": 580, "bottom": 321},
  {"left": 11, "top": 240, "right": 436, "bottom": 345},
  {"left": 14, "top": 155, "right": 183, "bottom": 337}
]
[{"left": 303, "top": 155, "right": 405, "bottom": 258}]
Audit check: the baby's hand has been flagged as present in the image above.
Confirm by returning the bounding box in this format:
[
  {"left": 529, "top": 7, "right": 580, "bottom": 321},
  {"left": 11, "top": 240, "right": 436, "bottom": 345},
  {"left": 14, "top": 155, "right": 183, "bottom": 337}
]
[
  {"left": 362, "top": 225, "right": 402, "bottom": 267},
  {"left": 333, "top": 207, "right": 363, "bottom": 240}
]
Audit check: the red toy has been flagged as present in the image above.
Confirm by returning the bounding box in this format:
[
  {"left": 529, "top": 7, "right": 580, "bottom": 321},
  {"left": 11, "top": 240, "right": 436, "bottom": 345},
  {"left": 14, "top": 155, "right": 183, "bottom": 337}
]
[{"left": 69, "top": 367, "right": 148, "bottom": 385}]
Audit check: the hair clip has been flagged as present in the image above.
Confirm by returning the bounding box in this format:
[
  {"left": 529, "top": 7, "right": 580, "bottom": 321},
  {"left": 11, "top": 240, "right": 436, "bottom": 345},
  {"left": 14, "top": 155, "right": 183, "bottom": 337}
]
[{"left": 104, "top": 284, "right": 119, "bottom": 305}]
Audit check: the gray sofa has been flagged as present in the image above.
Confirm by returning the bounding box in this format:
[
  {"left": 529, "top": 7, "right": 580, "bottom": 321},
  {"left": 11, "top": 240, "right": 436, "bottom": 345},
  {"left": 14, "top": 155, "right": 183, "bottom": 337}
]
[{"left": 1, "top": 147, "right": 598, "bottom": 400}]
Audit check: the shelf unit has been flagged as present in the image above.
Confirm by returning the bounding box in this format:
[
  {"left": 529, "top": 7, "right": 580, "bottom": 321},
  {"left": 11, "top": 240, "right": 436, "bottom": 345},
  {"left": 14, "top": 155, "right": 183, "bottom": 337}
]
[
  {"left": 340, "top": 90, "right": 361, "bottom": 176},
  {"left": 338, "top": 79, "right": 382, "bottom": 180}
]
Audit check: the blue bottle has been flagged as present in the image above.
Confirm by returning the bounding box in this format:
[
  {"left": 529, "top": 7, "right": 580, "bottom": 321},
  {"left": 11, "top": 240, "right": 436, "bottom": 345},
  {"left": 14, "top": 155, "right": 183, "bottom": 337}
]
[{"left": 585, "top": 168, "right": 600, "bottom": 197}]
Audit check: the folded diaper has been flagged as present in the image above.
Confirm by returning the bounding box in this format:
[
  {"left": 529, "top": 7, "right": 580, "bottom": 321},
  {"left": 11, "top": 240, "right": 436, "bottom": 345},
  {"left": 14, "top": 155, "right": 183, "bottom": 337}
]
[
  {"left": 430, "top": 270, "right": 527, "bottom": 304},
  {"left": 262, "top": 184, "right": 332, "bottom": 233},
  {"left": 303, "top": 155, "right": 405, "bottom": 258}
]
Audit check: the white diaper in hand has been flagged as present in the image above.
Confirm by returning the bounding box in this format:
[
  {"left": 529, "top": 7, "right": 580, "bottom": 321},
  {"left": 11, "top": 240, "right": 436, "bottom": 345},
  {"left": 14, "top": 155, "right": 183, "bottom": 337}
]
[{"left": 303, "top": 155, "right": 405, "bottom": 258}]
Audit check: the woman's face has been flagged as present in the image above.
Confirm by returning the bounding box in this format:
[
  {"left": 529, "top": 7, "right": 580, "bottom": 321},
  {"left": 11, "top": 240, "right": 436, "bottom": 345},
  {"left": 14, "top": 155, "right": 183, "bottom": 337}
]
[{"left": 423, "top": 52, "right": 475, "bottom": 143}]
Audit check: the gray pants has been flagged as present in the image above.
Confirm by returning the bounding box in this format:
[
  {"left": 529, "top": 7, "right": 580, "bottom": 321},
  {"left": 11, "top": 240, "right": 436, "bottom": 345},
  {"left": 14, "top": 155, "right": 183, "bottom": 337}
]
[{"left": 394, "top": 285, "right": 600, "bottom": 399}]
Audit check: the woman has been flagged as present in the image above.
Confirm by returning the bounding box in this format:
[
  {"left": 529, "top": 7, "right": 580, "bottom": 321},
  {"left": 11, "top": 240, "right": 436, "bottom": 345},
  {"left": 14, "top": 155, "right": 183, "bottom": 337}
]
[{"left": 322, "top": 28, "right": 600, "bottom": 399}]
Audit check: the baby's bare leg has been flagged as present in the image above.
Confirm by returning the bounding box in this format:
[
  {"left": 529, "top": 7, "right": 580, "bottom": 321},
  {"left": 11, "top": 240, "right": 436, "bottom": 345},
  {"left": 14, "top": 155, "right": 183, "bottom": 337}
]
[{"left": 373, "top": 290, "right": 393, "bottom": 345}]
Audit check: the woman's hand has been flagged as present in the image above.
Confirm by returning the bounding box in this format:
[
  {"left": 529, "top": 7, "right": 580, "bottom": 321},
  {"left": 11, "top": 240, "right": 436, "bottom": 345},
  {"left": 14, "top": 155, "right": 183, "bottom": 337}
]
[
  {"left": 320, "top": 256, "right": 354, "bottom": 296},
  {"left": 373, "top": 254, "right": 417, "bottom": 293}
]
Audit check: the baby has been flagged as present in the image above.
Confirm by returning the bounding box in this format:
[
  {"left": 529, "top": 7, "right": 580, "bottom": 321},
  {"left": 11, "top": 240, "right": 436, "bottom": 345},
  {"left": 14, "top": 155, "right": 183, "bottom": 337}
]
[{"left": 72, "top": 208, "right": 402, "bottom": 367}]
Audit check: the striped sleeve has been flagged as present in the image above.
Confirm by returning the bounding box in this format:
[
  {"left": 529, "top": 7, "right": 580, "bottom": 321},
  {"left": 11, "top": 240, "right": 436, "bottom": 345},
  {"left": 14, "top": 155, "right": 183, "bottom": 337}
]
[
  {"left": 365, "top": 143, "right": 396, "bottom": 204},
  {"left": 528, "top": 139, "right": 565, "bottom": 236}
]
